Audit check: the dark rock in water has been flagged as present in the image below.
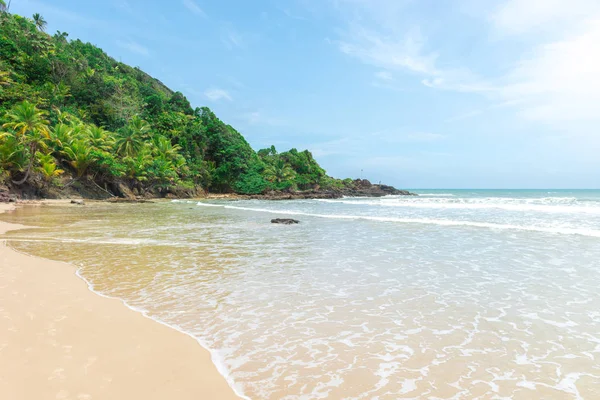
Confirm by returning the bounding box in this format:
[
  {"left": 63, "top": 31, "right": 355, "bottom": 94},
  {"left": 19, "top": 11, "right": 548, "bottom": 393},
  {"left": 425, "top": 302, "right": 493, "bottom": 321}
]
[
  {"left": 271, "top": 218, "right": 300, "bottom": 225},
  {"left": 70, "top": 199, "right": 85, "bottom": 205}
]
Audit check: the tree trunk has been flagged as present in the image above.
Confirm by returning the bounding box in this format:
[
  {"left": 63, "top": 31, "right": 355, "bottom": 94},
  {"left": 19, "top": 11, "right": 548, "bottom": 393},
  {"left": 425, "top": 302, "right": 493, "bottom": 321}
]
[
  {"left": 12, "top": 143, "right": 36, "bottom": 185},
  {"left": 12, "top": 161, "right": 32, "bottom": 185}
]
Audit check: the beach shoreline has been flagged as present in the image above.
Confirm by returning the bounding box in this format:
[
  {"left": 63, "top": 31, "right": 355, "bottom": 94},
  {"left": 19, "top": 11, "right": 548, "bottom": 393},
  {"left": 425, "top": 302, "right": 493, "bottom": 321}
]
[{"left": 0, "top": 202, "right": 241, "bottom": 400}]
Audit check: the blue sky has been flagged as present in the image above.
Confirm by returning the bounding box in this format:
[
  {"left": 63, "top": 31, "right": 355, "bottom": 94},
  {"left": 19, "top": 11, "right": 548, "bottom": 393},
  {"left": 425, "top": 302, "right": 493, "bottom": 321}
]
[{"left": 9, "top": 0, "right": 600, "bottom": 188}]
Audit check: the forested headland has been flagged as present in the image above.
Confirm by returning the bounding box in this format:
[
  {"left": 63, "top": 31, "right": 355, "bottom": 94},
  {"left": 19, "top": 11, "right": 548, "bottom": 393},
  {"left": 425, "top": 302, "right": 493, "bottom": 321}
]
[{"left": 0, "top": 9, "right": 410, "bottom": 200}]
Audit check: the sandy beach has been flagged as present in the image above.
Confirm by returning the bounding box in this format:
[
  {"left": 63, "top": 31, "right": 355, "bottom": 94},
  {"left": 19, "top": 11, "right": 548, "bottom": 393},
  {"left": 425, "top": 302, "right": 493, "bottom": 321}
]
[{"left": 0, "top": 203, "right": 239, "bottom": 400}]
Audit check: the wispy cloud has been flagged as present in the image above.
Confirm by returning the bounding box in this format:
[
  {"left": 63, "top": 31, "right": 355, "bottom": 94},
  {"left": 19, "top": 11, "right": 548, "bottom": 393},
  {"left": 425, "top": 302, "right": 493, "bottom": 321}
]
[
  {"left": 116, "top": 39, "right": 149, "bottom": 56},
  {"left": 182, "top": 0, "right": 206, "bottom": 17},
  {"left": 337, "top": 26, "right": 438, "bottom": 76},
  {"left": 204, "top": 88, "right": 232, "bottom": 102},
  {"left": 239, "top": 111, "right": 286, "bottom": 126},
  {"left": 328, "top": 0, "right": 600, "bottom": 126},
  {"left": 493, "top": 8, "right": 600, "bottom": 123},
  {"left": 332, "top": 11, "right": 493, "bottom": 94},
  {"left": 115, "top": 1, "right": 134, "bottom": 15},
  {"left": 221, "top": 26, "right": 245, "bottom": 49},
  {"left": 375, "top": 70, "right": 393, "bottom": 81},
  {"left": 490, "top": 0, "right": 599, "bottom": 36}
]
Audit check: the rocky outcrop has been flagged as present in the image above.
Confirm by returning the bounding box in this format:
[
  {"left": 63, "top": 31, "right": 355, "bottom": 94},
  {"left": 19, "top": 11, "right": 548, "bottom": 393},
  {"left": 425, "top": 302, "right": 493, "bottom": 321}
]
[
  {"left": 247, "top": 190, "right": 340, "bottom": 200},
  {"left": 242, "top": 180, "right": 415, "bottom": 200},
  {"left": 338, "top": 179, "right": 415, "bottom": 197}
]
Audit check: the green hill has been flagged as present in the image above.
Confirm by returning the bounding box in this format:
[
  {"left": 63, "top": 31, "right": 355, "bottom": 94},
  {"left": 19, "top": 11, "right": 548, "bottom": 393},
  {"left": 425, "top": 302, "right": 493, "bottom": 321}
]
[{"left": 0, "top": 10, "right": 352, "bottom": 199}]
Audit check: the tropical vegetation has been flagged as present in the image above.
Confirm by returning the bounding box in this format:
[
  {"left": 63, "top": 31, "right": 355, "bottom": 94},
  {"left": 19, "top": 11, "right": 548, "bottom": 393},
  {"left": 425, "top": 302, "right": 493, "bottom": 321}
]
[{"left": 0, "top": 10, "right": 353, "bottom": 197}]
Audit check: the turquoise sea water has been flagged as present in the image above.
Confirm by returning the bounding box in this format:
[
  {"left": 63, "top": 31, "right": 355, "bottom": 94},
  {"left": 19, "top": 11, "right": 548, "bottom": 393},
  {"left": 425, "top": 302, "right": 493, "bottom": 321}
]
[{"left": 3, "top": 189, "right": 600, "bottom": 399}]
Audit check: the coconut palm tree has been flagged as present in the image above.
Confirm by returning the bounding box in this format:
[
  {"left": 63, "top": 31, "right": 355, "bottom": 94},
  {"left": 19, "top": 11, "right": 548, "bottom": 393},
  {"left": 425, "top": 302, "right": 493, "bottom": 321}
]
[
  {"left": 128, "top": 115, "right": 151, "bottom": 138},
  {"left": 2, "top": 101, "right": 50, "bottom": 184},
  {"left": 32, "top": 13, "right": 47, "bottom": 32},
  {"left": 37, "top": 153, "right": 63, "bottom": 185},
  {"left": 86, "top": 124, "right": 114, "bottom": 152},
  {"left": 115, "top": 116, "right": 150, "bottom": 156},
  {"left": 152, "top": 135, "right": 181, "bottom": 160},
  {"left": 49, "top": 123, "right": 73, "bottom": 153},
  {"left": 63, "top": 140, "right": 95, "bottom": 178},
  {"left": 115, "top": 129, "right": 144, "bottom": 157},
  {"left": 264, "top": 159, "right": 296, "bottom": 184},
  {"left": 123, "top": 149, "right": 151, "bottom": 181}
]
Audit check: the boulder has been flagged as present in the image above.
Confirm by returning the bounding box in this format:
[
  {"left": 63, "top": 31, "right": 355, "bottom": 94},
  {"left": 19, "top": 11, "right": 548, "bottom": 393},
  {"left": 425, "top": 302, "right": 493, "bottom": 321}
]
[
  {"left": 271, "top": 218, "right": 300, "bottom": 225},
  {"left": 70, "top": 199, "right": 85, "bottom": 205}
]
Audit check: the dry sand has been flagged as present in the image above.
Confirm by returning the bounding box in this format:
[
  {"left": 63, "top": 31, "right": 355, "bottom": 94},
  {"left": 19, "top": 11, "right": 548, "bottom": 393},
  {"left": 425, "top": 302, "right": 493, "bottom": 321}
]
[{"left": 0, "top": 203, "right": 240, "bottom": 400}]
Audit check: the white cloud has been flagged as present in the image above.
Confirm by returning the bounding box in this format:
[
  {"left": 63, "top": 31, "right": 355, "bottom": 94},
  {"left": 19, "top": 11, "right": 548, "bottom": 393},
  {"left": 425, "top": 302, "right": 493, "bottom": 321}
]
[
  {"left": 116, "top": 39, "right": 149, "bottom": 56},
  {"left": 333, "top": 12, "right": 493, "bottom": 94},
  {"left": 337, "top": 26, "right": 438, "bottom": 76},
  {"left": 496, "top": 13, "right": 600, "bottom": 122},
  {"left": 182, "top": 0, "right": 206, "bottom": 17},
  {"left": 330, "top": 0, "right": 600, "bottom": 126},
  {"left": 375, "top": 70, "right": 393, "bottom": 81},
  {"left": 204, "top": 88, "right": 232, "bottom": 102},
  {"left": 491, "top": 0, "right": 599, "bottom": 36}
]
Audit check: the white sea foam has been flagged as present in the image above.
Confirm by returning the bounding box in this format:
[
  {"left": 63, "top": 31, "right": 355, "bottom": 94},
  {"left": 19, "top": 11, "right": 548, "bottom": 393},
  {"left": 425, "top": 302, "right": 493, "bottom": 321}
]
[
  {"left": 196, "top": 202, "right": 600, "bottom": 237},
  {"left": 316, "top": 197, "right": 600, "bottom": 214}
]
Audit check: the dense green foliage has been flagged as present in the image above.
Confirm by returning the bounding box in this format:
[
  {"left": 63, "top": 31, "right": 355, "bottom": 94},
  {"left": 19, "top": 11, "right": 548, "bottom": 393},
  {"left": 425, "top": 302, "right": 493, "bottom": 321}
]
[{"left": 0, "top": 11, "right": 345, "bottom": 195}]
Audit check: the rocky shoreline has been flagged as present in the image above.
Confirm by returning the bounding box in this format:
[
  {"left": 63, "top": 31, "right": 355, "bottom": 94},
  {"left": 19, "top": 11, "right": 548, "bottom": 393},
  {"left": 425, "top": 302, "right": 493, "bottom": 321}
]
[
  {"left": 243, "top": 180, "right": 415, "bottom": 200},
  {"left": 0, "top": 179, "right": 415, "bottom": 203}
]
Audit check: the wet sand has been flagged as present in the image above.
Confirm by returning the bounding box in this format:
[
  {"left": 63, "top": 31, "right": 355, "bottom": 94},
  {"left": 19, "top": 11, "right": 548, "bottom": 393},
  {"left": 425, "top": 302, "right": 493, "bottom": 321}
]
[{"left": 0, "top": 203, "right": 240, "bottom": 400}]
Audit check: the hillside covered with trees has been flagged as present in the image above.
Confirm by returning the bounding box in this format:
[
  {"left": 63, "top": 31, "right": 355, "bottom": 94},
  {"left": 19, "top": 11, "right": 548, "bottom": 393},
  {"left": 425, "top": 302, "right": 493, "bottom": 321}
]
[{"left": 0, "top": 9, "right": 407, "bottom": 199}]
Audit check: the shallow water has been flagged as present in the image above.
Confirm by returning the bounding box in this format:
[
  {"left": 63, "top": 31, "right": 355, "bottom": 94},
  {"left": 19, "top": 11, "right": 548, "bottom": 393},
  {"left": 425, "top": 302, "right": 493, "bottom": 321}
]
[{"left": 2, "top": 190, "right": 600, "bottom": 399}]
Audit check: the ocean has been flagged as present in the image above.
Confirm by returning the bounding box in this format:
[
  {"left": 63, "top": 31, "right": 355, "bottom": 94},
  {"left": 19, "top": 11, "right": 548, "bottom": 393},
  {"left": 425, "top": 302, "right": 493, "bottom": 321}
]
[{"left": 3, "top": 189, "right": 600, "bottom": 399}]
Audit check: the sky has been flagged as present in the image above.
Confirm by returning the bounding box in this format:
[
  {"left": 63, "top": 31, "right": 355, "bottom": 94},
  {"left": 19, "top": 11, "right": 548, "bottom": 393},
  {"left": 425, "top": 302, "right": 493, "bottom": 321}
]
[{"left": 9, "top": 0, "right": 600, "bottom": 188}]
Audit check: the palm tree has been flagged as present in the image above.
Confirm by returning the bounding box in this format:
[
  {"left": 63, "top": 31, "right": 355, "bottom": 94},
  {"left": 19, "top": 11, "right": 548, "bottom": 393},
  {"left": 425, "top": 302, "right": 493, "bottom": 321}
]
[
  {"left": 152, "top": 135, "right": 181, "bottom": 160},
  {"left": 63, "top": 140, "right": 95, "bottom": 178},
  {"left": 49, "top": 123, "right": 73, "bottom": 153},
  {"left": 37, "top": 153, "right": 63, "bottom": 185},
  {"left": 115, "top": 129, "right": 144, "bottom": 157},
  {"left": 128, "top": 115, "right": 151, "bottom": 137},
  {"left": 2, "top": 101, "right": 50, "bottom": 184},
  {"left": 32, "top": 13, "right": 47, "bottom": 32},
  {"left": 123, "top": 149, "right": 151, "bottom": 181},
  {"left": 115, "top": 116, "right": 150, "bottom": 156},
  {"left": 86, "top": 124, "right": 114, "bottom": 152},
  {"left": 264, "top": 159, "right": 296, "bottom": 184}
]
